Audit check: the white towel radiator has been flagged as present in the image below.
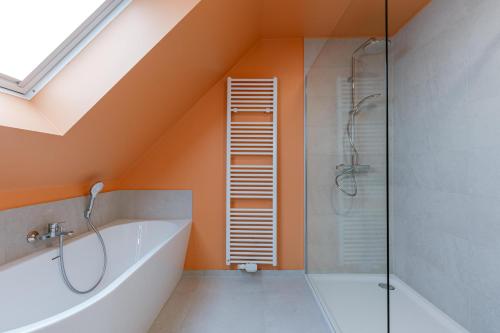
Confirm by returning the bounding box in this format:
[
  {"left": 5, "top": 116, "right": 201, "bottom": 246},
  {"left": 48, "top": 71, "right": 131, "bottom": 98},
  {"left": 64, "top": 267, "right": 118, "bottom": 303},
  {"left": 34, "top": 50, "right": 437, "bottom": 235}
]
[{"left": 225, "top": 77, "right": 278, "bottom": 267}]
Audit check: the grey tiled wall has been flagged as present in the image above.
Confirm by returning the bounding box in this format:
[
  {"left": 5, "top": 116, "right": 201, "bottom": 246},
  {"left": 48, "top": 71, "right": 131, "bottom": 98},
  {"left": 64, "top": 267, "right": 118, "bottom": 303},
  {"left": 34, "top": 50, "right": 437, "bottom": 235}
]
[
  {"left": 0, "top": 190, "right": 191, "bottom": 267},
  {"left": 115, "top": 190, "right": 192, "bottom": 220},
  {"left": 391, "top": 0, "right": 500, "bottom": 331}
]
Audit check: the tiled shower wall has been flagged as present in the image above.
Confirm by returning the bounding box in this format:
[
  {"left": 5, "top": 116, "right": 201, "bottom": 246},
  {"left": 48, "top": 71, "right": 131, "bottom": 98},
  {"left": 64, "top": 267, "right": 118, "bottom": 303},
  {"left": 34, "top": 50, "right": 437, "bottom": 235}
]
[
  {"left": 391, "top": 0, "right": 500, "bottom": 331},
  {"left": 0, "top": 190, "right": 191, "bottom": 266},
  {"left": 305, "top": 38, "right": 387, "bottom": 273}
]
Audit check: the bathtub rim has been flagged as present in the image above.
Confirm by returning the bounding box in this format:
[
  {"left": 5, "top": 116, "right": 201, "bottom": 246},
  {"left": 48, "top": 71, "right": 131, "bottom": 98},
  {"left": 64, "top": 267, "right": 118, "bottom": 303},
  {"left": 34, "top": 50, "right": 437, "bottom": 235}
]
[
  {"left": 2, "top": 218, "right": 191, "bottom": 333},
  {"left": 0, "top": 219, "right": 189, "bottom": 272}
]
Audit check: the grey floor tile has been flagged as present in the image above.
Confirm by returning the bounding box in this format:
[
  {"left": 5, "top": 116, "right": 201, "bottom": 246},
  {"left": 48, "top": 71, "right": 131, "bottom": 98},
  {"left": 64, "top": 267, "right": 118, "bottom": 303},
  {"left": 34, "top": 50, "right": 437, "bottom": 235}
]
[{"left": 148, "top": 272, "right": 330, "bottom": 333}]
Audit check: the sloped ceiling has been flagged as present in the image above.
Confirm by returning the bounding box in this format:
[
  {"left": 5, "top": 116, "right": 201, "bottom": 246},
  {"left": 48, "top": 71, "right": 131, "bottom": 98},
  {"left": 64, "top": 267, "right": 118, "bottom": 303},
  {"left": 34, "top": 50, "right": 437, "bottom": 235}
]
[
  {"left": 330, "top": 0, "right": 430, "bottom": 36},
  {"left": 0, "top": 0, "right": 261, "bottom": 209},
  {"left": 260, "top": 0, "right": 430, "bottom": 37},
  {"left": 0, "top": 0, "right": 429, "bottom": 210}
]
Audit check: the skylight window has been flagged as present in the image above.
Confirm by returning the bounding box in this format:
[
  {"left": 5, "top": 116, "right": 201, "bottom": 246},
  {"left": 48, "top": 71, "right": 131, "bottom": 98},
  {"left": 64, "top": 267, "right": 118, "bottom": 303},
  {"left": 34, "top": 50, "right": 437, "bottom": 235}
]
[{"left": 0, "top": 0, "right": 127, "bottom": 98}]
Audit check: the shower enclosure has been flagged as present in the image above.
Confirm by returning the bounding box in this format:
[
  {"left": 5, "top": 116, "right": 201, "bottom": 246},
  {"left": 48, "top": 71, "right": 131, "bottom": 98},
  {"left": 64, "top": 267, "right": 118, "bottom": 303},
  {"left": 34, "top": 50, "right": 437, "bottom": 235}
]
[
  {"left": 305, "top": 0, "right": 500, "bottom": 332},
  {"left": 305, "top": 34, "right": 389, "bottom": 332}
]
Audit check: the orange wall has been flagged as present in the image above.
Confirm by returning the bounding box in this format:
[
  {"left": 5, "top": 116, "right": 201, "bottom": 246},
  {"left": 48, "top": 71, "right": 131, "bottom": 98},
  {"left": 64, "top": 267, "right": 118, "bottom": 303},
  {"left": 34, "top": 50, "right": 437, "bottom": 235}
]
[
  {"left": 0, "top": 0, "right": 429, "bottom": 212},
  {"left": 0, "top": 0, "right": 260, "bottom": 211},
  {"left": 120, "top": 39, "right": 305, "bottom": 270}
]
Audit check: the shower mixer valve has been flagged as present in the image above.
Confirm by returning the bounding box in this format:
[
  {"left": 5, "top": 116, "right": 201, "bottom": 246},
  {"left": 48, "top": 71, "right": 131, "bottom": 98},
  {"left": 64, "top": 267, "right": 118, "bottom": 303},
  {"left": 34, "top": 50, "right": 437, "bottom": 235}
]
[{"left": 26, "top": 223, "right": 74, "bottom": 243}]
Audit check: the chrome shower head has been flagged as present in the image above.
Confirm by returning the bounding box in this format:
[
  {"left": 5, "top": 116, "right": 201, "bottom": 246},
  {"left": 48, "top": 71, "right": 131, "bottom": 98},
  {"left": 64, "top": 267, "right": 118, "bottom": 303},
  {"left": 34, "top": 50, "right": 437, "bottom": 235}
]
[
  {"left": 352, "top": 38, "right": 390, "bottom": 57},
  {"left": 363, "top": 39, "right": 390, "bottom": 54},
  {"left": 84, "top": 181, "right": 104, "bottom": 220}
]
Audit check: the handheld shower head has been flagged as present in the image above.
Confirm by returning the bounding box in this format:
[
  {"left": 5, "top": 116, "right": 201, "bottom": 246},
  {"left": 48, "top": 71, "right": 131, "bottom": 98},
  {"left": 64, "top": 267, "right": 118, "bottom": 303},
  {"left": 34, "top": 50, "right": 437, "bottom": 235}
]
[
  {"left": 90, "top": 182, "right": 104, "bottom": 196},
  {"left": 84, "top": 181, "right": 104, "bottom": 220}
]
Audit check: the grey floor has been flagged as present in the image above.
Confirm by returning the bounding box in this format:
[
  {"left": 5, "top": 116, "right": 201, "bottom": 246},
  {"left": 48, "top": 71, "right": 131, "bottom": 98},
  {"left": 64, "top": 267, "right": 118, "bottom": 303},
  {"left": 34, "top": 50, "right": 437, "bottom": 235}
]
[{"left": 148, "top": 271, "right": 331, "bottom": 333}]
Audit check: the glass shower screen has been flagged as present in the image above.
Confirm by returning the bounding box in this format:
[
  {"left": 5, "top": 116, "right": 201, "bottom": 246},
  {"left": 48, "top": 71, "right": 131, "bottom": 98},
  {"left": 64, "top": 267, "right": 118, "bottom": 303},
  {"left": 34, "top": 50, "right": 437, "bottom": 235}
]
[{"left": 304, "top": 1, "right": 389, "bottom": 332}]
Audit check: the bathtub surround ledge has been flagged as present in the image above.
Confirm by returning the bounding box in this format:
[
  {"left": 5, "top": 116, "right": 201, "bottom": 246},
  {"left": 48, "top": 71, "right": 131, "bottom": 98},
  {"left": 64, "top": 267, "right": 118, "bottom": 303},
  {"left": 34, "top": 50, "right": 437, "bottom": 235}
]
[{"left": 0, "top": 190, "right": 192, "bottom": 267}]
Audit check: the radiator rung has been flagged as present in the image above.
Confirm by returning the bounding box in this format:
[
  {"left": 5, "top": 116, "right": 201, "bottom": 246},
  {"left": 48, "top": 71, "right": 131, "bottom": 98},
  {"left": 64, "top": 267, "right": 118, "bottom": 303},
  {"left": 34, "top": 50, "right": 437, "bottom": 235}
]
[
  {"left": 231, "top": 239, "right": 273, "bottom": 242},
  {"left": 231, "top": 192, "right": 273, "bottom": 195},
  {"left": 231, "top": 224, "right": 273, "bottom": 231},
  {"left": 231, "top": 213, "right": 273, "bottom": 216},
  {"left": 230, "top": 208, "right": 273, "bottom": 211},
  {"left": 231, "top": 87, "right": 274, "bottom": 91},
  {"left": 230, "top": 169, "right": 273, "bottom": 172},
  {"left": 230, "top": 214, "right": 274, "bottom": 222},
  {"left": 231, "top": 131, "right": 273, "bottom": 134},
  {"left": 231, "top": 139, "right": 273, "bottom": 143},
  {"left": 231, "top": 165, "right": 272, "bottom": 167},
  {"left": 231, "top": 96, "right": 273, "bottom": 100},
  {"left": 231, "top": 128, "right": 273, "bottom": 131},
  {"left": 231, "top": 169, "right": 272, "bottom": 172},
  {"left": 231, "top": 251, "right": 273, "bottom": 254},
  {"left": 230, "top": 175, "right": 272, "bottom": 178},
  {"left": 230, "top": 256, "right": 273, "bottom": 260},
  {"left": 230, "top": 178, "right": 273, "bottom": 181},
  {"left": 231, "top": 100, "right": 273, "bottom": 104},
  {"left": 231, "top": 174, "right": 273, "bottom": 177},
  {"left": 231, "top": 183, "right": 273, "bottom": 187},
  {"left": 230, "top": 232, "right": 274, "bottom": 234},
  {"left": 230, "top": 228, "right": 272, "bottom": 235},
  {"left": 231, "top": 81, "right": 274, "bottom": 84},
  {"left": 231, "top": 243, "right": 273, "bottom": 247},
  {"left": 230, "top": 216, "right": 273, "bottom": 220},
  {"left": 231, "top": 90, "right": 273, "bottom": 94},
  {"left": 230, "top": 261, "right": 274, "bottom": 265},
  {"left": 230, "top": 248, "right": 272, "bottom": 252},
  {"left": 230, "top": 249, "right": 273, "bottom": 253},
  {"left": 231, "top": 152, "right": 273, "bottom": 156},
  {"left": 230, "top": 196, "right": 273, "bottom": 199},
  {"left": 231, "top": 109, "right": 273, "bottom": 113},
  {"left": 230, "top": 222, "right": 273, "bottom": 225},
  {"left": 231, "top": 144, "right": 273, "bottom": 147},
  {"left": 231, "top": 242, "right": 273, "bottom": 246},
  {"left": 231, "top": 187, "right": 272, "bottom": 191},
  {"left": 231, "top": 78, "right": 274, "bottom": 81},
  {"left": 231, "top": 122, "right": 273, "bottom": 125},
  {"left": 231, "top": 133, "right": 274, "bottom": 137},
  {"left": 230, "top": 223, "right": 273, "bottom": 226}
]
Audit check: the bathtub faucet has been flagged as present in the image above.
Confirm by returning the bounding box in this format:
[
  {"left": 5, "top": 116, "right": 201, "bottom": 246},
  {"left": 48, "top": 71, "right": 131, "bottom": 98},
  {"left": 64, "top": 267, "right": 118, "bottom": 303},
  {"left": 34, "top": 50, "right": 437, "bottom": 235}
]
[{"left": 26, "top": 223, "right": 74, "bottom": 243}]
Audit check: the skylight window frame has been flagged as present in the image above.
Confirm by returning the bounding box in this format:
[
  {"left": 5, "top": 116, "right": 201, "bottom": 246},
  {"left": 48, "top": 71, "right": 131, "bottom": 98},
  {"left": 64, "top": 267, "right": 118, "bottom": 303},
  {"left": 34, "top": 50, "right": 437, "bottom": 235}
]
[{"left": 0, "top": 0, "right": 128, "bottom": 99}]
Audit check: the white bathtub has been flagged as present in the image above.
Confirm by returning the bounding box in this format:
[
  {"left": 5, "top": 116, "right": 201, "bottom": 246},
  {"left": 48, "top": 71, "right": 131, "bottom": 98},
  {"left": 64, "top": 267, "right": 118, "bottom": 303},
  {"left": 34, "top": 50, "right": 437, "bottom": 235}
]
[{"left": 0, "top": 219, "right": 191, "bottom": 333}]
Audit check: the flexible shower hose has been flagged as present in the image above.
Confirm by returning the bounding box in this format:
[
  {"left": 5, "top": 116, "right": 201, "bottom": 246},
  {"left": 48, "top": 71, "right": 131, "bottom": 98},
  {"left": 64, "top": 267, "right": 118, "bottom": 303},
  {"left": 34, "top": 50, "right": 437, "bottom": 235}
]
[
  {"left": 58, "top": 217, "right": 107, "bottom": 294},
  {"left": 335, "top": 111, "right": 358, "bottom": 197},
  {"left": 335, "top": 167, "right": 357, "bottom": 197}
]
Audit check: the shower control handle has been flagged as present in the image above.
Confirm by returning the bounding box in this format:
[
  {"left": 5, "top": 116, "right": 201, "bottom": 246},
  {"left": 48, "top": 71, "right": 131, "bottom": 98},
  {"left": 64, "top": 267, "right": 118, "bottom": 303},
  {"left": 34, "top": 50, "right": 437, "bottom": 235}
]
[
  {"left": 26, "top": 230, "right": 40, "bottom": 243},
  {"left": 26, "top": 222, "right": 74, "bottom": 243}
]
